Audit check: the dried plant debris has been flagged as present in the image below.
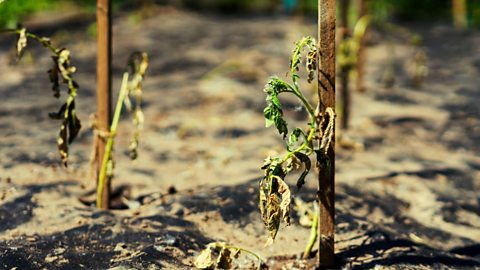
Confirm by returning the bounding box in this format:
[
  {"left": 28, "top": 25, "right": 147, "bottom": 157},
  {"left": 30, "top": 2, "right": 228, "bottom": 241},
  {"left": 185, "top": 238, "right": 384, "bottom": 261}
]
[
  {"left": 124, "top": 52, "right": 149, "bottom": 160},
  {"left": 258, "top": 37, "right": 335, "bottom": 243},
  {"left": 194, "top": 242, "right": 265, "bottom": 270},
  {"left": 9, "top": 27, "right": 82, "bottom": 166},
  {"left": 15, "top": 27, "right": 27, "bottom": 60}
]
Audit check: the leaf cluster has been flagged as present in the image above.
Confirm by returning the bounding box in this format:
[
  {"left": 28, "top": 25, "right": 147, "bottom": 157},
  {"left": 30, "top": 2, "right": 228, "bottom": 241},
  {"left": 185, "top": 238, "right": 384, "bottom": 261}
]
[{"left": 124, "top": 52, "right": 149, "bottom": 160}]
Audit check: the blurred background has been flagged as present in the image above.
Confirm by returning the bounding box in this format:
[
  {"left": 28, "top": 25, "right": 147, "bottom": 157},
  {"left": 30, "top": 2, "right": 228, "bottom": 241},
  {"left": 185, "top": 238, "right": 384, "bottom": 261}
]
[
  {"left": 0, "top": 0, "right": 479, "bottom": 269},
  {"left": 1, "top": 0, "right": 480, "bottom": 28}
]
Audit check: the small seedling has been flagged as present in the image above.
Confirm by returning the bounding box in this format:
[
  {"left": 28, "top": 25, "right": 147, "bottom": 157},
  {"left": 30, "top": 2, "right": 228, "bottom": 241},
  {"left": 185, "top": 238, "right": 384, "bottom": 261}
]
[
  {"left": 1, "top": 26, "right": 82, "bottom": 166},
  {"left": 95, "top": 52, "right": 149, "bottom": 209},
  {"left": 259, "top": 36, "right": 334, "bottom": 245},
  {"left": 195, "top": 242, "right": 265, "bottom": 270}
]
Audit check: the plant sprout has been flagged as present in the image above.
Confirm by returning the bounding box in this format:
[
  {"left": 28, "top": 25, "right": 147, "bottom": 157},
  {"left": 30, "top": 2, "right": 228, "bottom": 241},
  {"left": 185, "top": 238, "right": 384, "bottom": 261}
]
[
  {"left": 259, "top": 36, "right": 334, "bottom": 244},
  {"left": 95, "top": 52, "right": 148, "bottom": 209}
]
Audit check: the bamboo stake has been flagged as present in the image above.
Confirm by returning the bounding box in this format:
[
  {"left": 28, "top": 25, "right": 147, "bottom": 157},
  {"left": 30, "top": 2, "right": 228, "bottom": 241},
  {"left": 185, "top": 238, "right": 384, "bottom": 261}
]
[
  {"left": 318, "top": 0, "right": 336, "bottom": 267},
  {"left": 96, "top": 0, "right": 112, "bottom": 209}
]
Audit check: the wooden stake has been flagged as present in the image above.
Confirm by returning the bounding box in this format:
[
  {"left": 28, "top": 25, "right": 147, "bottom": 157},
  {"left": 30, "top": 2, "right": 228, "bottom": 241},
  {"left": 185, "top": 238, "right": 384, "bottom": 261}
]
[
  {"left": 340, "top": 0, "right": 350, "bottom": 130},
  {"left": 356, "top": 0, "right": 367, "bottom": 93},
  {"left": 452, "top": 0, "right": 468, "bottom": 29},
  {"left": 96, "top": 0, "right": 112, "bottom": 209},
  {"left": 318, "top": 0, "right": 335, "bottom": 267}
]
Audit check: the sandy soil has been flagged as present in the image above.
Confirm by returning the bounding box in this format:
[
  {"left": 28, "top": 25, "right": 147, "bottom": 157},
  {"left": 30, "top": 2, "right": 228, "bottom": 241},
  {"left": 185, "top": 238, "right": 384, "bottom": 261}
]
[{"left": 0, "top": 6, "right": 479, "bottom": 270}]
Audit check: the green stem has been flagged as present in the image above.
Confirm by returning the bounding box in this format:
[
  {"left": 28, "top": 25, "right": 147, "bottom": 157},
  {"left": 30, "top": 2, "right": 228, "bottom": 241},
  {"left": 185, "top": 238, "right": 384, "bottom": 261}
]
[
  {"left": 223, "top": 245, "right": 264, "bottom": 269},
  {"left": 303, "top": 204, "right": 319, "bottom": 259},
  {"left": 96, "top": 72, "right": 129, "bottom": 208},
  {"left": 289, "top": 86, "right": 315, "bottom": 118},
  {"left": 1, "top": 28, "right": 58, "bottom": 53}
]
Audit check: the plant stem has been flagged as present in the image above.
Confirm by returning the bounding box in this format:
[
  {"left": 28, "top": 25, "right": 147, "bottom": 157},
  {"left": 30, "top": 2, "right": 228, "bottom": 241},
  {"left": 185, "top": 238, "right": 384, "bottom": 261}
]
[
  {"left": 290, "top": 86, "right": 315, "bottom": 118},
  {"left": 223, "top": 245, "right": 265, "bottom": 269},
  {"left": 303, "top": 204, "right": 319, "bottom": 259},
  {"left": 2, "top": 28, "right": 58, "bottom": 53},
  {"left": 96, "top": 72, "right": 129, "bottom": 208}
]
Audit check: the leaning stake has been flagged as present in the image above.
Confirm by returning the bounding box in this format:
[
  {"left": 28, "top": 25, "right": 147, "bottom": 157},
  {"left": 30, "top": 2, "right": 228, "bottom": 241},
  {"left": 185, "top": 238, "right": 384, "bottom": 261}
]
[
  {"left": 318, "top": 0, "right": 336, "bottom": 267},
  {"left": 96, "top": 0, "right": 112, "bottom": 209}
]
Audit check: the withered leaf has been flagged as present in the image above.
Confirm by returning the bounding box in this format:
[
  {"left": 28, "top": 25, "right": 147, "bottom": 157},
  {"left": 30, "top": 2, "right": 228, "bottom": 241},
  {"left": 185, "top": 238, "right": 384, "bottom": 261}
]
[
  {"left": 194, "top": 242, "right": 238, "bottom": 270},
  {"left": 48, "top": 56, "right": 61, "bottom": 98},
  {"left": 48, "top": 103, "right": 66, "bottom": 120},
  {"left": 16, "top": 27, "right": 27, "bottom": 60},
  {"left": 294, "top": 152, "right": 311, "bottom": 190},
  {"left": 50, "top": 101, "right": 81, "bottom": 166},
  {"left": 266, "top": 193, "right": 281, "bottom": 241},
  {"left": 276, "top": 176, "right": 291, "bottom": 225},
  {"left": 67, "top": 101, "right": 81, "bottom": 144},
  {"left": 194, "top": 246, "right": 216, "bottom": 269}
]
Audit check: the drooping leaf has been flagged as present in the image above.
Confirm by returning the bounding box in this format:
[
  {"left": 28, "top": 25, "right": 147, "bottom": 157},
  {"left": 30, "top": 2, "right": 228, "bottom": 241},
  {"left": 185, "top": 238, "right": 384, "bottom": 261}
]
[
  {"left": 276, "top": 176, "right": 291, "bottom": 226},
  {"left": 48, "top": 56, "right": 61, "bottom": 98},
  {"left": 263, "top": 104, "right": 288, "bottom": 138},
  {"left": 48, "top": 103, "right": 66, "bottom": 120},
  {"left": 294, "top": 152, "right": 311, "bottom": 190},
  {"left": 66, "top": 100, "right": 81, "bottom": 144},
  {"left": 124, "top": 52, "right": 149, "bottom": 161},
  {"left": 266, "top": 193, "right": 281, "bottom": 241},
  {"left": 288, "top": 127, "right": 305, "bottom": 148}
]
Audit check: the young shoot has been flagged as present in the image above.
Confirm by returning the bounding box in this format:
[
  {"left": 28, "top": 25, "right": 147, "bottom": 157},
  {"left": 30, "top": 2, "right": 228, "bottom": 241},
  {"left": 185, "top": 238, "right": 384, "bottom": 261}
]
[
  {"left": 95, "top": 52, "right": 148, "bottom": 209},
  {"left": 259, "top": 36, "right": 335, "bottom": 244}
]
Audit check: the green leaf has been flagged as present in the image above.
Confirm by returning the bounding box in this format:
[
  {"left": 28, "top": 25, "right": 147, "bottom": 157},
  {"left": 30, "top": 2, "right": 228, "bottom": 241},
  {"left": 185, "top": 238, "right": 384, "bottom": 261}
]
[{"left": 288, "top": 128, "right": 304, "bottom": 146}]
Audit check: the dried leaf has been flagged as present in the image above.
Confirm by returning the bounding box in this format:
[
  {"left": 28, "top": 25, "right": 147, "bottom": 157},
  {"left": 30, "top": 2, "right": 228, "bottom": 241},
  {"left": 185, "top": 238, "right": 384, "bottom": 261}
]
[
  {"left": 266, "top": 193, "right": 281, "bottom": 241},
  {"left": 194, "top": 242, "right": 237, "bottom": 269},
  {"left": 48, "top": 103, "right": 66, "bottom": 120},
  {"left": 16, "top": 27, "right": 27, "bottom": 60},
  {"left": 276, "top": 176, "right": 291, "bottom": 226},
  {"left": 294, "top": 152, "right": 311, "bottom": 190},
  {"left": 48, "top": 56, "right": 61, "bottom": 98},
  {"left": 194, "top": 246, "right": 216, "bottom": 269},
  {"left": 306, "top": 47, "right": 317, "bottom": 83},
  {"left": 66, "top": 100, "right": 81, "bottom": 144}
]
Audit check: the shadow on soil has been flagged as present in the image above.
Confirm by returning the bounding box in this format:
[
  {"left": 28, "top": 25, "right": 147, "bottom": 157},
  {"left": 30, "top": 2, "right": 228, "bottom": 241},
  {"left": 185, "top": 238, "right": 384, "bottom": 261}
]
[{"left": 0, "top": 212, "right": 212, "bottom": 269}]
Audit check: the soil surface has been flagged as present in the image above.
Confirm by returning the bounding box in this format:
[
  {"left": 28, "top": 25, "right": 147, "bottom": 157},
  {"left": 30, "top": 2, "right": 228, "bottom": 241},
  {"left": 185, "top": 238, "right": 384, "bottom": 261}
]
[{"left": 1, "top": 6, "right": 480, "bottom": 270}]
